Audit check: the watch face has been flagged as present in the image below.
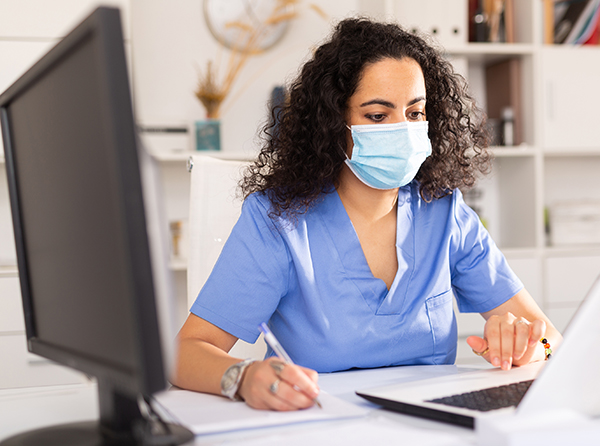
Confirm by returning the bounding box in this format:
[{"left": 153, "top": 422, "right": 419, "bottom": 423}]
[
  {"left": 203, "top": 0, "right": 291, "bottom": 52},
  {"left": 222, "top": 364, "right": 241, "bottom": 391}
]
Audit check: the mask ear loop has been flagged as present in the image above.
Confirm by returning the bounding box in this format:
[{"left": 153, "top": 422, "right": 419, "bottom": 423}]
[
  {"left": 340, "top": 124, "right": 352, "bottom": 161},
  {"left": 339, "top": 144, "right": 351, "bottom": 161}
]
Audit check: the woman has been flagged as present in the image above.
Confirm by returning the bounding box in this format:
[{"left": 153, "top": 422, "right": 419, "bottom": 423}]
[{"left": 173, "top": 18, "right": 561, "bottom": 411}]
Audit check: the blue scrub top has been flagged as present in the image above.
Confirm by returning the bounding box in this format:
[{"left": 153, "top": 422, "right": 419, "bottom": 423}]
[{"left": 190, "top": 182, "right": 523, "bottom": 373}]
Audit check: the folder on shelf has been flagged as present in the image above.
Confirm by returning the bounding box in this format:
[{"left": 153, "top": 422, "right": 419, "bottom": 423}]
[
  {"left": 395, "top": 0, "right": 468, "bottom": 46},
  {"left": 543, "top": 0, "right": 555, "bottom": 44},
  {"left": 485, "top": 57, "right": 522, "bottom": 146},
  {"left": 504, "top": 0, "right": 515, "bottom": 43}
]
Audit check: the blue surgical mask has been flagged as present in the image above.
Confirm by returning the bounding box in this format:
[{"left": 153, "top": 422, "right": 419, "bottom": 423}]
[{"left": 345, "top": 121, "right": 432, "bottom": 190}]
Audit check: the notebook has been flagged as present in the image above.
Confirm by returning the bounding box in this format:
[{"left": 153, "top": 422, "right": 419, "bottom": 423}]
[{"left": 356, "top": 273, "right": 600, "bottom": 428}]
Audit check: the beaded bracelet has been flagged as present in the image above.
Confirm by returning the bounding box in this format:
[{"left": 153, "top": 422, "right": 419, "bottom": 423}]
[{"left": 541, "top": 338, "right": 552, "bottom": 360}]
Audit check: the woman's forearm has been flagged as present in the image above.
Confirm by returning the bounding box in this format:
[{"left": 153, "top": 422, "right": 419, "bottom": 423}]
[{"left": 171, "top": 336, "right": 241, "bottom": 394}]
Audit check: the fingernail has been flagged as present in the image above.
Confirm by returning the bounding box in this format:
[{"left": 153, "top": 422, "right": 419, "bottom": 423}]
[
  {"left": 492, "top": 357, "right": 500, "bottom": 367},
  {"left": 502, "top": 361, "right": 510, "bottom": 370}
]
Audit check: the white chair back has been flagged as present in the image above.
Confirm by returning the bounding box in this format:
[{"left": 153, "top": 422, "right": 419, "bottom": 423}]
[{"left": 187, "top": 155, "right": 267, "bottom": 360}]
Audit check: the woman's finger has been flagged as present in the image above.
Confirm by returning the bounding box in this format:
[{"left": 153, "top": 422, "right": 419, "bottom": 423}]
[
  {"left": 271, "top": 358, "right": 320, "bottom": 401},
  {"left": 530, "top": 319, "right": 547, "bottom": 349},
  {"left": 500, "top": 317, "right": 516, "bottom": 370},
  {"left": 266, "top": 377, "right": 316, "bottom": 410},
  {"left": 240, "top": 358, "right": 319, "bottom": 411},
  {"left": 484, "top": 315, "right": 502, "bottom": 367},
  {"left": 466, "top": 335, "right": 489, "bottom": 356},
  {"left": 512, "top": 319, "right": 530, "bottom": 360}
]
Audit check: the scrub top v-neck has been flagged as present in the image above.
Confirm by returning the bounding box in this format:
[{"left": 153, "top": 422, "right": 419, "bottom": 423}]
[{"left": 190, "top": 183, "right": 523, "bottom": 373}]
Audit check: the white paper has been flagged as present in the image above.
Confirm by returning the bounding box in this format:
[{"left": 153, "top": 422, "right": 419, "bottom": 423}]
[
  {"left": 207, "top": 416, "right": 466, "bottom": 446},
  {"left": 153, "top": 388, "right": 369, "bottom": 435}
]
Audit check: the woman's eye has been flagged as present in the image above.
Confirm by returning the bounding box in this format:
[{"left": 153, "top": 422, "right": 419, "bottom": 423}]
[
  {"left": 409, "top": 111, "right": 426, "bottom": 121},
  {"left": 366, "top": 113, "right": 386, "bottom": 122}
]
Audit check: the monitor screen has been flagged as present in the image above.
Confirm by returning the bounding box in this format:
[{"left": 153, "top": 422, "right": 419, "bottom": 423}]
[{"left": 0, "top": 7, "right": 192, "bottom": 445}]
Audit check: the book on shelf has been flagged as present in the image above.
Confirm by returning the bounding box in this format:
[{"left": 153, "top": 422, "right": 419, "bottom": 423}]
[
  {"left": 566, "top": 0, "right": 600, "bottom": 44},
  {"left": 547, "top": 0, "right": 600, "bottom": 45}
]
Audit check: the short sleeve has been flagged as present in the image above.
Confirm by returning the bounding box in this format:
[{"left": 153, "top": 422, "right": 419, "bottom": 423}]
[
  {"left": 189, "top": 193, "right": 290, "bottom": 342},
  {"left": 449, "top": 190, "right": 523, "bottom": 313}
]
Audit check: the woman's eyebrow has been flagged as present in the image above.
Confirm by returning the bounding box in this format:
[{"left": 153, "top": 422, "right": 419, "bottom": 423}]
[
  {"left": 359, "top": 96, "right": 426, "bottom": 108},
  {"left": 359, "top": 98, "right": 395, "bottom": 108},
  {"left": 407, "top": 95, "right": 426, "bottom": 106}
]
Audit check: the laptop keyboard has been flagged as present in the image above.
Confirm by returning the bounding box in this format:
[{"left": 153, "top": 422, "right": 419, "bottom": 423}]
[{"left": 426, "top": 379, "right": 534, "bottom": 412}]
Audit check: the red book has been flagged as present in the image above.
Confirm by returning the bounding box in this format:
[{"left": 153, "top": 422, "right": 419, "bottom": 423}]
[{"left": 583, "top": 7, "right": 600, "bottom": 44}]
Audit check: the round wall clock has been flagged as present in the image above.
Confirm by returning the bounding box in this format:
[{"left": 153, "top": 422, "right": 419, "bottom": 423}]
[{"left": 203, "top": 0, "right": 293, "bottom": 52}]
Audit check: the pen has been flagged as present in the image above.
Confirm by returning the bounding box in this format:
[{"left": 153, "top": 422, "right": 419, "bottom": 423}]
[{"left": 259, "top": 322, "right": 322, "bottom": 408}]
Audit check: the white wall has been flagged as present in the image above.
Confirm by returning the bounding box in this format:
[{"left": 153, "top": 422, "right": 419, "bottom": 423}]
[
  {"left": 0, "top": 0, "right": 131, "bottom": 389},
  {"left": 130, "top": 0, "right": 363, "bottom": 155}
]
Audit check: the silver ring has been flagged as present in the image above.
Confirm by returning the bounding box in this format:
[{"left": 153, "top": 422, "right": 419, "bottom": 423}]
[
  {"left": 515, "top": 320, "right": 528, "bottom": 327},
  {"left": 270, "top": 361, "right": 285, "bottom": 376},
  {"left": 269, "top": 379, "right": 280, "bottom": 394}
]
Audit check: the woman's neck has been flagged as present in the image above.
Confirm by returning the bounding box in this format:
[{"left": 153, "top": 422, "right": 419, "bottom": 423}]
[{"left": 336, "top": 165, "right": 399, "bottom": 223}]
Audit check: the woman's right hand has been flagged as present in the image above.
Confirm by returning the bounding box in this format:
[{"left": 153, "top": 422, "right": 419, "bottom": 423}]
[{"left": 237, "top": 357, "right": 320, "bottom": 411}]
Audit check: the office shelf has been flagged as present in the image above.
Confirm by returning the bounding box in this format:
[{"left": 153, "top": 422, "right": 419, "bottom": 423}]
[
  {"left": 148, "top": 149, "right": 252, "bottom": 163},
  {"left": 169, "top": 258, "right": 188, "bottom": 271},
  {"left": 491, "top": 146, "right": 537, "bottom": 157},
  {"left": 0, "top": 266, "right": 18, "bottom": 278}
]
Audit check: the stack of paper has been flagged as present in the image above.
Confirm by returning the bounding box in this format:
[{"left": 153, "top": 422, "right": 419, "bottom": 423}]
[{"left": 153, "top": 389, "right": 370, "bottom": 435}]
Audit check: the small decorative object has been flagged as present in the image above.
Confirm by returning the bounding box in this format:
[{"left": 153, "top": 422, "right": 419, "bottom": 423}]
[
  {"left": 194, "top": 119, "right": 221, "bottom": 151},
  {"left": 501, "top": 106, "right": 514, "bottom": 146},
  {"left": 169, "top": 220, "right": 188, "bottom": 259}
]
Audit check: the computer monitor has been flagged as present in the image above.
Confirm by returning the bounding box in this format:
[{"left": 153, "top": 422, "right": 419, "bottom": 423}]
[{"left": 0, "top": 7, "right": 193, "bottom": 445}]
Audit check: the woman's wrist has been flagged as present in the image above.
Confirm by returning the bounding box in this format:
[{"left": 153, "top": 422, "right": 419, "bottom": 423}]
[
  {"left": 236, "top": 360, "right": 260, "bottom": 401},
  {"left": 220, "top": 359, "right": 257, "bottom": 400}
]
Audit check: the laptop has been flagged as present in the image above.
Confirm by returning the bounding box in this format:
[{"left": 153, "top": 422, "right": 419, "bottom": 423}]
[{"left": 356, "top": 273, "right": 600, "bottom": 428}]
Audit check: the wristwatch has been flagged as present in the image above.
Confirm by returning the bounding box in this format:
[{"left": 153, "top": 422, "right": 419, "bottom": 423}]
[{"left": 220, "top": 359, "right": 256, "bottom": 400}]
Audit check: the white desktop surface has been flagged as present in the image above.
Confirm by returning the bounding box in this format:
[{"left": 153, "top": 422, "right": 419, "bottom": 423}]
[
  {"left": 0, "top": 381, "right": 99, "bottom": 440},
  {"left": 0, "top": 366, "right": 479, "bottom": 445}
]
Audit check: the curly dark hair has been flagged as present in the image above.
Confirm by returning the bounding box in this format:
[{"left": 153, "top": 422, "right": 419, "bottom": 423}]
[{"left": 241, "top": 17, "right": 491, "bottom": 217}]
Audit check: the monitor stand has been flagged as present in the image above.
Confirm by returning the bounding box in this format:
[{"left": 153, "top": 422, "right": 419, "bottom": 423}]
[
  {"left": 0, "top": 420, "right": 194, "bottom": 446},
  {"left": 0, "top": 380, "right": 194, "bottom": 446}
]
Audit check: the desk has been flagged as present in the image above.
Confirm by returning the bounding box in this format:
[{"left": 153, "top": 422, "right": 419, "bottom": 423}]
[{"left": 0, "top": 366, "right": 476, "bottom": 445}]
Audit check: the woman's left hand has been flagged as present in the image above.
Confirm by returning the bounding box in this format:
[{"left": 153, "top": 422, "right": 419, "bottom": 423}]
[{"left": 466, "top": 312, "right": 546, "bottom": 370}]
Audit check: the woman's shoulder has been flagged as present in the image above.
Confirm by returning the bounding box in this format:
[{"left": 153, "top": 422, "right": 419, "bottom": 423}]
[
  {"left": 410, "top": 183, "right": 476, "bottom": 224},
  {"left": 243, "top": 188, "right": 335, "bottom": 220},
  {"left": 243, "top": 190, "right": 270, "bottom": 209},
  {"left": 408, "top": 181, "right": 461, "bottom": 206}
]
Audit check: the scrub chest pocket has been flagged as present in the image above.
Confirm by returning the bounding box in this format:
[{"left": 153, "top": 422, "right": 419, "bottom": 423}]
[{"left": 426, "top": 290, "right": 457, "bottom": 364}]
